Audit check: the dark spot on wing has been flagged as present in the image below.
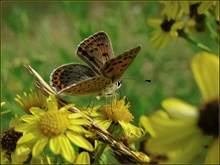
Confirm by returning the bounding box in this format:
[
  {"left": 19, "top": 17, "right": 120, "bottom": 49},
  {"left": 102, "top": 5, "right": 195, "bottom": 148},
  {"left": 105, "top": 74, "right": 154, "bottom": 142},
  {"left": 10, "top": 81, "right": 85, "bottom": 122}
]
[
  {"left": 107, "top": 68, "right": 114, "bottom": 73},
  {"left": 89, "top": 56, "right": 94, "bottom": 61},
  {"left": 102, "top": 53, "right": 108, "bottom": 56}
]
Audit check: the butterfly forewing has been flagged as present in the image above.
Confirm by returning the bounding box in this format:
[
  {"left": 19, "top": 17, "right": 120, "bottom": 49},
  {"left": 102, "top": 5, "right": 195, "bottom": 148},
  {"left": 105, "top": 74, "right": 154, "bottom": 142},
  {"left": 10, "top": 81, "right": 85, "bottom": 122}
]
[
  {"left": 59, "top": 76, "right": 112, "bottom": 96},
  {"left": 76, "top": 31, "right": 114, "bottom": 74},
  {"left": 100, "top": 45, "right": 141, "bottom": 83},
  {"left": 50, "top": 63, "right": 98, "bottom": 92}
]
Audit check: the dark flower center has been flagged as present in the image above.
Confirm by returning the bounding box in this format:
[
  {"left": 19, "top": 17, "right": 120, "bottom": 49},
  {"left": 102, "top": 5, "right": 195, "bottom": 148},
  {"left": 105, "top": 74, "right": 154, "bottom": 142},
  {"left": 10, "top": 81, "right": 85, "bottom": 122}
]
[
  {"left": 197, "top": 98, "right": 219, "bottom": 137},
  {"left": 1, "top": 128, "right": 23, "bottom": 152},
  {"left": 160, "top": 18, "right": 175, "bottom": 32}
]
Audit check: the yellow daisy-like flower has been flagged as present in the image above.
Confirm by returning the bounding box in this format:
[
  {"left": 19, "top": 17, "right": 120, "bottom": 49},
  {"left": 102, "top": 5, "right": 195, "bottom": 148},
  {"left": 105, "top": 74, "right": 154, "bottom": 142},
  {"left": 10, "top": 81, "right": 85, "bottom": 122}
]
[
  {"left": 15, "top": 89, "right": 47, "bottom": 114},
  {"left": 140, "top": 52, "right": 219, "bottom": 163},
  {"left": 1, "top": 115, "right": 31, "bottom": 164},
  {"left": 147, "top": 18, "right": 185, "bottom": 49},
  {"left": 98, "top": 96, "right": 144, "bottom": 138},
  {"left": 15, "top": 95, "right": 93, "bottom": 163}
]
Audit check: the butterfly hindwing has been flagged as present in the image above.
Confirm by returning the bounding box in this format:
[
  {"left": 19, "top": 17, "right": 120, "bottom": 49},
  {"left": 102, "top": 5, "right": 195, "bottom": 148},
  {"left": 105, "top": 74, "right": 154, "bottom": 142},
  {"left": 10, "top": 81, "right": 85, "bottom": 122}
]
[
  {"left": 100, "top": 45, "right": 141, "bottom": 83},
  {"left": 76, "top": 31, "right": 114, "bottom": 74},
  {"left": 50, "top": 63, "right": 98, "bottom": 92},
  {"left": 59, "top": 76, "right": 112, "bottom": 96}
]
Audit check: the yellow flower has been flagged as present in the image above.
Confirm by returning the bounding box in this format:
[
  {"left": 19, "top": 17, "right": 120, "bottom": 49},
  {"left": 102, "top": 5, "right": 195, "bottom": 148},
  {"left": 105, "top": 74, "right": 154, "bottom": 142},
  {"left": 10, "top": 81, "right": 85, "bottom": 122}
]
[
  {"left": 99, "top": 96, "right": 144, "bottom": 138},
  {"left": 15, "top": 95, "right": 93, "bottom": 163},
  {"left": 147, "top": 18, "right": 185, "bottom": 49},
  {"left": 1, "top": 115, "right": 31, "bottom": 164},
  {"left": 140, "top": 52, "right": 219, "bottom": 163},
  {"left": 15, "top": 89, "right": 47, "bottom": 114}
]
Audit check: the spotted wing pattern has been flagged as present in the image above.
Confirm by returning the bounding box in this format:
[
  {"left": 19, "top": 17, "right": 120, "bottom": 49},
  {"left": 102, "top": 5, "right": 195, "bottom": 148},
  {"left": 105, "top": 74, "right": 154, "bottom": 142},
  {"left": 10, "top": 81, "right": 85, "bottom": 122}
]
[
  {"left": 76, "top": 31, "right": 114, "bottom": 74},
  {"left": 100, "top": 45, "right": 141, "bottom": 83},
  {"left": 50, "top": 63, "right": 98, "bottom": 92},
  {"left": 59, "top": 76, "right": 112, "bottom": 96},
  {"left": 50, "top": 31, "right": 141, "bottom": 97}
]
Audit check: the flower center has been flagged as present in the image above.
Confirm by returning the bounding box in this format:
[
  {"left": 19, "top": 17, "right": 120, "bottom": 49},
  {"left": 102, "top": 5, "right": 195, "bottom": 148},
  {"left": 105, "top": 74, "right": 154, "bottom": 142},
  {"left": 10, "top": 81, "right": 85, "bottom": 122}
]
[
  {"left": 1, "top": 128, "right": 22, "bottom": 152},
  {"left": 197, "top": 98, "right": 219, "bottom": 137},
  {"left": 39, "top": 110, "right": 70, "bottom": 137},
  {"left": 102, "top": 97, "right": 133, "bottom": 123},
  {"left": 160, "top": 18, "right": 175, "bottom": 32}
]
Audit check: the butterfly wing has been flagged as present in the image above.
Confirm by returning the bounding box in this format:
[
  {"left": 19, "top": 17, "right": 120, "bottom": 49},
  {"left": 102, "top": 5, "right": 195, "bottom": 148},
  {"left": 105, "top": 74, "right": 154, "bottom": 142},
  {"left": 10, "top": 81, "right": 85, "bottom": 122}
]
[
  {"left": 76, "top": 31, "right": 114, "bottom": 74},
  {"left": 50, "top": 63, "right": 98, "bottom": 92},
  {"left": 100, "top": 45, "right": 141, "bottom": 83},
  {"left": 59, "top": 76, "right": 112, "bottom": 96}
]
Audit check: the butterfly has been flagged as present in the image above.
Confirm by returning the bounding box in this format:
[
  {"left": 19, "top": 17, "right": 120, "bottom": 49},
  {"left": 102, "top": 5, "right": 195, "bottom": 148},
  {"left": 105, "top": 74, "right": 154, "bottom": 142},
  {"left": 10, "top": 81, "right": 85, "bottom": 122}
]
[{"left": 50, "top": 31, "right": 141, "bottom": 99}]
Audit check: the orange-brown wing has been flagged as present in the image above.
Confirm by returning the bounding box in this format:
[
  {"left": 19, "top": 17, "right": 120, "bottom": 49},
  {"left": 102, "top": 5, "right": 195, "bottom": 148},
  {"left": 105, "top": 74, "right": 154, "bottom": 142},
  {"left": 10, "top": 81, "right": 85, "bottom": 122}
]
[
  {"left": 100, "top": 45, "right": 141, "bottom": 83},
  {"left": 76, "top": 31, "right": 114, "bottom": 74},
  {"left": 59, "top": 76, "right": 112, "bottom": 96}
]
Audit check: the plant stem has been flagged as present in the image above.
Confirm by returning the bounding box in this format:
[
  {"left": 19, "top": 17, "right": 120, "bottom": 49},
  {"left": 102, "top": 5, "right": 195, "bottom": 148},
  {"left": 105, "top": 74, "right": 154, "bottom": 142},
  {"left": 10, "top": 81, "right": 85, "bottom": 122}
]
[{"left": 178, "top": 30, "right": 214, "bottom": 53}]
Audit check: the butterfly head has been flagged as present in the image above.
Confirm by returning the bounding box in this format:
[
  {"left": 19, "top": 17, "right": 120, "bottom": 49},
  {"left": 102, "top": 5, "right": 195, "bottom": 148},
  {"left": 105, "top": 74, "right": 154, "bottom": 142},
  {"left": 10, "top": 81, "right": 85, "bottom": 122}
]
[{"left": 96, "top": 81, "right": 122, "bottom": 99}]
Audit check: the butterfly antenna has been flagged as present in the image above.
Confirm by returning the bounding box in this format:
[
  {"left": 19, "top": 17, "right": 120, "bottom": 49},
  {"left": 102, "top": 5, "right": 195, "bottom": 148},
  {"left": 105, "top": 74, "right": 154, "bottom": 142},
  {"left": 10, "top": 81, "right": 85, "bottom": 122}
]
[{"left": 122, "top": 78, "right": 151, "bottom": 82}]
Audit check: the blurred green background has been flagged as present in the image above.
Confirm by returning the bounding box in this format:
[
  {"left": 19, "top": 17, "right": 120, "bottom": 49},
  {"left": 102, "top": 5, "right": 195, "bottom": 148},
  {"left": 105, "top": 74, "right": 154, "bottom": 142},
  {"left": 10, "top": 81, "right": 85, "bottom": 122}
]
[{"left": 1, "top": 2, "right": 216, "bottom": 131}]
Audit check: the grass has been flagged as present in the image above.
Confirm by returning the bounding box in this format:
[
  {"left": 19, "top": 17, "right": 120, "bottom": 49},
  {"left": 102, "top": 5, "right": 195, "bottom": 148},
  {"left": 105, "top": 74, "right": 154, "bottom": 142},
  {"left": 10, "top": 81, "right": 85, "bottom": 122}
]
[{"left": 1, "top": 2, "right": 216, "bottom": 133}]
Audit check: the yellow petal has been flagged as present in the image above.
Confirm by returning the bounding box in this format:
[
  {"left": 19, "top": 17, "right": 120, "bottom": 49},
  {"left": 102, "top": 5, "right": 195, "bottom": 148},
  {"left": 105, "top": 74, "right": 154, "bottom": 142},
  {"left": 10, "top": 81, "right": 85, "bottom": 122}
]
[
  {"left": 30, "top": 107, "right": 45, "bottom": 116},
  {"left": 198, "top": 2, "right": 213, "bottom": 14},
  {"left": 139, "top": 115, "right": 156, "bottom": 138},
  {"left": 68, "top": 113, "right": 85, "bottom": 119},
  {"left": 59, "top": 134, "right": 75, "bottom": 163},
  {"left": 21, "top": 114, "right": 39, "bottom": 122},
  {"left": 180, "top": 1, "right": 190, "bottom": 14},
  {"left": 47, "top": 95, "right": 58, "bottom": 111},
  {"left": 66, "top": 131, "right": 94, "bottom": 151},
  {"left": 162, "top": 98, "right": 198, "bottom": 120},
  {"left": 158, "top": 33, "right": 170, "bottom": 49},
  {"left": 170, "top": 2, "right": 178, "bottom": 20},
  {"left": 70, "top": 119, "right": 90, "bottom": 126},
  {"left": 119, "top": 121, "right": 144, "bottom": 138},
  {"left": 49, "top": 136, "right": 60, "bottom": 155},
  {"left": 147, "top": 122, "right": 203, "bottom": 154},
  {"left": 147, "top": 18, "right": 162, "bottom": 27},
  {"left": 32, "top": 135, "right": 48, "bottom": 157},
  {"left": 75, "top": 151, "right": 90, "bottom": 164},
  {"left": 59, "top": 104, "right": 74, "bottom": 113},
  {"left": 191, "top": 52, "right": 219, "bottom": 101},
  {"left": 68, "top": 125, "right": 90, "bottom": 134},
  {"left": 17, "top": 132, "right": 36, "bottom": 144},
  {"left": 94, "top": 118, "right": 112, "bottom": 130}
]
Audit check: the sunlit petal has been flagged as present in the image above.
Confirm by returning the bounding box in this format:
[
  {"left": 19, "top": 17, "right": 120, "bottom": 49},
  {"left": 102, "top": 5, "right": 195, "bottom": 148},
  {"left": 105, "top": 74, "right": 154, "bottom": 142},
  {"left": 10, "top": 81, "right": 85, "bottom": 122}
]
[
  {"left": 191, "top": 52, "right": 219, "bottom": 101},
  {"left": 75, "top": 151, "right": 90, "bottom": 164},
  {"left": 66, "top": 131, "right": 94, "bottom": 151},
  {"left": 32, "top": 136, "right": 48, "bottom": 157}
]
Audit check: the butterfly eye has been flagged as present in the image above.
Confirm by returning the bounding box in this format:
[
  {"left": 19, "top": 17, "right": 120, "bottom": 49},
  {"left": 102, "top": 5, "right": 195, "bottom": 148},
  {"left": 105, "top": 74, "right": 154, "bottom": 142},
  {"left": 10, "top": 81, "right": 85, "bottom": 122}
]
[{"left": 117, "top": 81, "right": 122, "bottom": 88}]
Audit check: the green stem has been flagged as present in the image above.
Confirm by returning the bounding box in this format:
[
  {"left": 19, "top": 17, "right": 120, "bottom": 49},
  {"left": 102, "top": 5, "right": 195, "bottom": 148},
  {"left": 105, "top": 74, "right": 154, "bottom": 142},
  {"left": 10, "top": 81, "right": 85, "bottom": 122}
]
[
  {"left": 178, "top": 30, "right": 214, "bottom": 53},
  {"left": 206, "top": 21, "right": 219, "bottom": 42}
]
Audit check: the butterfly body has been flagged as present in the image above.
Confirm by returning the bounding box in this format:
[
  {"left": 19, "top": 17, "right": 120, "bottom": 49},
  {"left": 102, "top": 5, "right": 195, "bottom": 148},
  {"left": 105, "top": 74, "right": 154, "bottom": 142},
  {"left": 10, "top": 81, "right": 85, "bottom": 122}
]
[{"left": 50, "top": 31, "right": 141, "bottom": 98}]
